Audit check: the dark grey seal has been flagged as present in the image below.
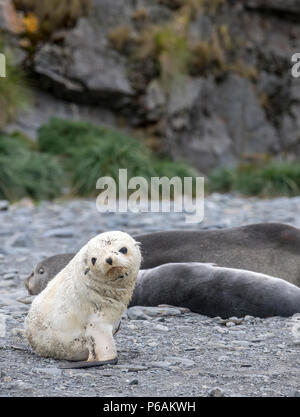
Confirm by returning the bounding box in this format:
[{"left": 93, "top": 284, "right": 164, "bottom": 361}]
[
  {"left": 130, "top": 263, "right": 300, "bottom": 318},
  {"left": 25, "top": 223, "right": 300, "bottom": 295}
]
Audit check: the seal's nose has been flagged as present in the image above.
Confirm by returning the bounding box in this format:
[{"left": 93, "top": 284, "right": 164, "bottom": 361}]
[{"left": 106, "top": 257, "right": 113, "bottom": 265}]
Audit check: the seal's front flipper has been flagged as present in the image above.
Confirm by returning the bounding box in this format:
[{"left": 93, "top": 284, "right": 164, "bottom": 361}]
[
  {"left": 86, "top": 321, "right": 118, "bottom": 362},
  {"left": 59, "top": 357, "right": 118, "bottom": 369}
]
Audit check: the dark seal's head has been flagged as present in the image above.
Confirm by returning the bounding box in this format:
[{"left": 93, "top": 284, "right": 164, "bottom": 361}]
[{"left": 25, "top": 253, "right": 75, "bottom": 295}]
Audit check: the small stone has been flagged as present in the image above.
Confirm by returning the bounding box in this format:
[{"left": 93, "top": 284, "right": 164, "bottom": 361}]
[
  {"left": 44, "top": 228, "right": 74, "bottom": 238},
  {"left": 158, "top": 304, "right": 190, "bottom": 313},
  {"left": 127, "top": 324, "right": 138, "bottom": 330},
  {"left": 127, "top": 307, "right": 150, "bottom": 320},
  {"left": 0, "top": 200, "right": 9, "bottom": 211},
  {"left": 128, "top": 378, "right": 139, "bottom": 385},
  {"left": 13, "top": 380, "right": 32, "bottom": 391},
  {"left": 132, "top": 306, "right": 182, "bottom": 317},
  {"left": 6, "top": 233, "right": 33, "bottom": 248},
  {"left": 221, "top": 317, "right": 243, "bottom": 326},
  {"left": 150, "top": 361, "right": 172, "bottom": 369},
  {"left": 3, "top": 273, "right": 17, "bottom": 280},
  {"left": 11, "top": 328, "right": 25, "bottom": 338},
  {"left": 155, "top": 324, "right": 169, "bottom": 331},
  {"left": 155, "top": 317, "right": 165, "bottom": 322},
  {"left": 166, "top": 357, "right": 195, "bottom": 368},
  {"left": 3, "top": 376, "right": 12, "bottom": 383},
  {"left": 215, "top": 326, "right": 227, "bottom": 334},
  {"left": 231, "top": 340, "right": 251, "bottom": 347},
  {"left": 209, "top": 388, "right": 224, "bottom": 397},
  {"left": 36, "top": 368, "right": 62, "bottom": 377},
  {"left": 226, "top": 322, "right": 235, "bottom": 327},
  {"left": 244, "top": 315, "right": 255, "bottom": 322},
  {"left": 115, "top": 365, "right": 148, "bottom": 372},
  {"left": 148, "top": 342, "right": 158, "bottom": 347}
]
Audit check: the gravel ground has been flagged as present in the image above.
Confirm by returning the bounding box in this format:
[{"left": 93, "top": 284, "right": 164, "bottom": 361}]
[{"left": 0, "top": 193, "right": 300, "bottom": 397}]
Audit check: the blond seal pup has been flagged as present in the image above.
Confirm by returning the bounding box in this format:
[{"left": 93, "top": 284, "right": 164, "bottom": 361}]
[{"left": 24, "top": 231, "right": 142, "bottom": 369}]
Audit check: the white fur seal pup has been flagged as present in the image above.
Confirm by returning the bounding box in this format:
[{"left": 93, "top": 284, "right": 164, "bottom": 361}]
[
  {"left": 25, "top": 231, "right": 142, "bottom": 369},
  {"left": 131, "top": 263, "right": 300, "bottom": 318},
  {"left": 25, "top": 223, "right": 300, "bottom": 294}
]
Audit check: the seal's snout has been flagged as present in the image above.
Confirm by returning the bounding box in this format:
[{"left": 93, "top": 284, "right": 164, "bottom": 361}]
[{"left": 106, "top": 257, "right": 113, "bottom": 265}]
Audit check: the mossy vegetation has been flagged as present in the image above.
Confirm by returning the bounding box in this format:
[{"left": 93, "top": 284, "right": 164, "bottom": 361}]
[
  {"left": 0, "top": 38, "right": 30, "bottom": 128},
  {"left": 136, "top": 23, "right": 191, "bottom": 88},
  {"left": 37, "top": 118, "right": 198, "bottom": 197},
  {"left": 108, "top": 25, "right": 132, "bottom": 53},
  {"left": 2, "top": 120, "right": 300, "bottom": 201},
  {"left": 13, "top": 0, "right": 91, "bottom": 42},
  {"left": 127, "top": 0, "right": 257, "bottom": 88},
  {"left": 132, "top": 8, "right": 149, "bottom": 22},
  {"left": 208, "top": 163, "right": 300, "bottom": 197},
  {"left": 0, "top": 133, "right": 63, "bottom": 201}
]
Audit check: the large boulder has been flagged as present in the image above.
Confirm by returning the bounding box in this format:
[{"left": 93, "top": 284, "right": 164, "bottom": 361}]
[{"left": 164, "top": 75, "right": 280, "bottom": 172}]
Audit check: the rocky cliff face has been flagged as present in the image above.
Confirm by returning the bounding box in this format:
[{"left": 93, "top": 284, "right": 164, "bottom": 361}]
[{"left": 2, "top": 0, "right": 300, "bottom": 172}]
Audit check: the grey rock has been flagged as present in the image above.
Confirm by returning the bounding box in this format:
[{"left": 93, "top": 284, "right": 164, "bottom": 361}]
[
  {"left": 43, "top": 228, "right": 74, "bottom": 238},
  {"left": 154, "top": 324, "right": 169, "bottom": 332},
  {"left": 150, "top": 361, "right": 172, "bottom": 370},
  {"left": 36, "top": 367, "right": 62, "bottom": 377},
  {"left": 115, "top": 365, "right": 148, "bottom": 372},
  {"left": 145, "top": 79, "right": 166, "bottom": 121},
  {"left": 6, "top": 233, "right": 33, "bottom": 248},
  {"left": 165, "top": 77, "right": 236, "bottom": 172},
  {"left": 226, "top": 322, "right": 236, "bottom": 328},
  {"left": 215, "top": 74, "right": 280, "bottom": 156},
  {"left": 128, "top": 378, "right": 139, "bottom": 385},
  {"left": 208, "top": 387, "right": 225, "bottom": 397},
  {"left": 3, "top": 273, "right": 17, "bottom": 281},
  {"left": 126, "top": 307, "right": 150, "bottom": 321},
  {"left": 133, "top": 306, "right": 182, "bottom": 317},
  {"left": 166, "top": 357, "right": 195, "bottom": 368},
  {"left": 0, "top": 201, "right": 9, "bottom": 211},
  {"left": 10, "top": 328, "right": 25, "bottom": 338}
]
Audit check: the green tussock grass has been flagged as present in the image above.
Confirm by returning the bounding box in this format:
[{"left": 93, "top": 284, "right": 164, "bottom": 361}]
[
  {"left": 0, "top": 133, "right": 63, "bottom": 201},
  {"left": 37, "top": 118, "right": 197, "bottom": 196},
  {"left": 208, "top": 163, "right": 300, "bottom": 197}
]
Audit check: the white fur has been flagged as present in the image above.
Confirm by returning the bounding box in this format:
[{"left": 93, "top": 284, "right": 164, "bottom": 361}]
[{"left": 25, "top": 231, "right": 142, "bottom": 361}]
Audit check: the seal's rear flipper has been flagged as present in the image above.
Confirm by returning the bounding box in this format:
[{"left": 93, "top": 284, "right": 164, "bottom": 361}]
[{"left": 59, "top": 357, "right": 118, "bottom": 369}]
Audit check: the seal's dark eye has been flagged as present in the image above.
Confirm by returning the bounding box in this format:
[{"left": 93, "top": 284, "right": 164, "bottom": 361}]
[
  {"left": 91, "top": 257, "right": 97, "bottom": 265},
  {"left": 38, "top": 268, "right": 44, "bottom": 275},
  {"left": 119, "top": 247, "right": 127, "bottom": 254}
]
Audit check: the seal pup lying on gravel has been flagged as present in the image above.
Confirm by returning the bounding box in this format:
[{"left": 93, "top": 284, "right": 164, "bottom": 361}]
[
  {"left": 25, "top": 223, "right": 300, "bottom": 295},
  {"left": 24, "top": 260, "right": 300, "bottom": 318},
  {"left": 130, "top": 263, "right": 300, "bottom": 318},
  {"left": 25, "top": 231, "right": 142, "bottom": 369}
]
